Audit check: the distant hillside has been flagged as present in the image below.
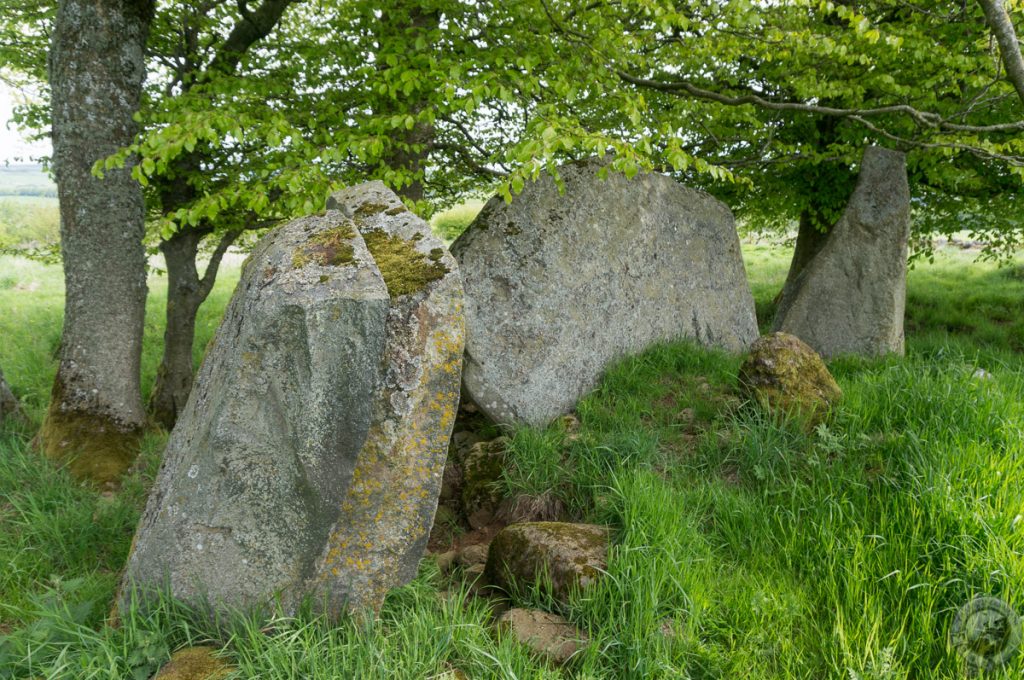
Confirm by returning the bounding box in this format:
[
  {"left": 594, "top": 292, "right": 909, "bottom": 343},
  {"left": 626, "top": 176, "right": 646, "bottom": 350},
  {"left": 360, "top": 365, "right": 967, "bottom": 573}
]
[{"left": 0, "top": 164, "right": 56, "bottom": 197}]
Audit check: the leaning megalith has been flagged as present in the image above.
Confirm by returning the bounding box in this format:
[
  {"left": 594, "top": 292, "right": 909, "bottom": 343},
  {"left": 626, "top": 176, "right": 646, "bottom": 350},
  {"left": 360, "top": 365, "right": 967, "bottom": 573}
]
[
  {"left": 773, "top": 146, "right": 910, "bottom": 357},
  {"left": 451, "top": 157, "right": 758, "bottom": 426},
  {"left": 121, "top": 181, "right": 464, "bottom": 616}
]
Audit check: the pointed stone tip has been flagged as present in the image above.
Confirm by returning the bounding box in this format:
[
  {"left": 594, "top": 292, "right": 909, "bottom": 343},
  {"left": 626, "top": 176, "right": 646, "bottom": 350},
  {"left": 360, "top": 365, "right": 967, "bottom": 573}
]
[{"left": 326, "top": 181, "right": 404, "bottom": 216}]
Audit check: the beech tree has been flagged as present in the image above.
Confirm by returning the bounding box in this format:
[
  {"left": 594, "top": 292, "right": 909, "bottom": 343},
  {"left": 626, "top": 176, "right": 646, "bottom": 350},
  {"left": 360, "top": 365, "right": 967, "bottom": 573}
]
[
  {"left": 0, "top": 366, "right": 21, "bottom": 426},
  {"left": 5, "top": 0, "right": 1023, "bottom": 469},
  {"left": 143, "top": 0, "right": 298, "bottom": 428},
  {"left": 40, "top": 0, "right": 155, "bottom": 485}
]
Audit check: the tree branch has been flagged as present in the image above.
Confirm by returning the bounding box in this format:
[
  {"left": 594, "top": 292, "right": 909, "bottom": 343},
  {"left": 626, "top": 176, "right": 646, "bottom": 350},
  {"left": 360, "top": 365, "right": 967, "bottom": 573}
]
[
  {"left": 198, "top": 228, "right": 243, "bottom": 297},
  {"left": 616, "top": 70, "right": 1024, "bottom": 133},
  {"left": 977, "top": 0, "right": 1024, "bottom": 107},
  {"left": 207, "top": 0, "right": 296, "bottom": 75}
]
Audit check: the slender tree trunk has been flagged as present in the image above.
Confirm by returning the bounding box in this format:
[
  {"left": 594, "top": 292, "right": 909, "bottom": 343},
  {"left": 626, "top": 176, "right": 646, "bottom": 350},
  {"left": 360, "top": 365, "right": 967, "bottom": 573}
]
[
  {"left": 146, "top": 0, "right": 292, "bottom": 429},
  {"left": 150, "top": 227, "right": 239, "bottom": 429},
  {"left": 0, "top": 365, "right": 20, "bottom": 425},
  {"left": 774, "top": 206, "right": 832, "bottom": 305},
  {"left": 42, "top": 0, "right": 153, "bottom": 485},
  {"left": 977, "top": 0, "right": 1024, "bottom": 107},
  {"left": 378, "top": 3, "right": 437, "bottom": 203}
]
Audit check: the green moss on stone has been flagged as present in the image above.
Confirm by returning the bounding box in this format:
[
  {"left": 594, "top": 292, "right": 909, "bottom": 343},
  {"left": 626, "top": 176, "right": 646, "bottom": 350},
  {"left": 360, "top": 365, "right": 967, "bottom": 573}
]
[
  {"left": 484, "top": 522, "right": 608, "bottom": 603},
  {"left": 738, "top": 332, "right": 842, "bottom": 427},
  {"left": 152, "top": 646, "right": 234, "bottom": 680},
  {"left": 354, "top": 202, "right": 390, "bottom": 218},
  {"left": 362, "top": 229, "right": 449, "bottom": 298},
  {"left": 292, "top": 224, "right": 357, "bottom": 269}
]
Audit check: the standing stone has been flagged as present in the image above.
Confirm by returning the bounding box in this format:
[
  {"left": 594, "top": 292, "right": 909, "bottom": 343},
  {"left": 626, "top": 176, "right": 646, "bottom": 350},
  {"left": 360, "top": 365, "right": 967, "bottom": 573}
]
[
  {"left": 773, "top": 147, "right": 911, "bottom": 357},
  {"left": 451, "top": 157, "right": 758, "bottom": 426},
  {"left": 121, "top": 181, "right": 464, "bottom": 617}
]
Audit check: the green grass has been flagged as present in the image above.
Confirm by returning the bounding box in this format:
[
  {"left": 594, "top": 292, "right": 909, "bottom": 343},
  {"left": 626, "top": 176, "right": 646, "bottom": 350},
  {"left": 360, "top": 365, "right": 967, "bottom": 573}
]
[
  {"left": 431, "top": 200, "right": 484, "bottom": 242},
  {"left": 1, "top": 244, "right": 1022, "bottom": 678}
]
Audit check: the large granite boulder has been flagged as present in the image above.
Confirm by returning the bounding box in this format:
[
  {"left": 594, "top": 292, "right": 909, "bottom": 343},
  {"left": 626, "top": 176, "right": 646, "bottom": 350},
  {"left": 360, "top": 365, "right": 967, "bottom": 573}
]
[
  {"left": 773, "top": 147, "right": 911, "bottom": 357},
  {"left": 120, "top": 182, "right": 464, "bottom": 617},
  {"left": 451, "top": 158, "right": 758, "bottom": 426},
  {"left": 738, "top": 332, "right": 842, "bottom": 426}
]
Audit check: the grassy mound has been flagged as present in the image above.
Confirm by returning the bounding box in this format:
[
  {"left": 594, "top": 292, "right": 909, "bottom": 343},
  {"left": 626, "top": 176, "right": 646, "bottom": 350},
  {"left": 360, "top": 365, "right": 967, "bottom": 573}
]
[{"left": 0, "top": 245, "right": 1022, "bottom": 678}]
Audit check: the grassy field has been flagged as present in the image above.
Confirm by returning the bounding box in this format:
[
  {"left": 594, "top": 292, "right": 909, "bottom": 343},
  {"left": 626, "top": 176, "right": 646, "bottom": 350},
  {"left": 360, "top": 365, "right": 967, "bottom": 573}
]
[{"left": 0, "top": 240, "right": 1022, "bottom": 678}]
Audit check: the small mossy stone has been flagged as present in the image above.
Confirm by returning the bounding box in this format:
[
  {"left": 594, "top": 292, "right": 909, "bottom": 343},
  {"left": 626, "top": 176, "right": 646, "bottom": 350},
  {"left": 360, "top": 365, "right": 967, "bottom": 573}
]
[
  {"left": 152, "top": 646, "right": 234, "bottom": 680},
  {"left": 485, "top": 522, "right": 609, "bottom": 603},
  {"left": 738, "top": 332, "right": 842, "bottom": 426},
  {"left": 460, "top": 438, "right": 507, "bottom": 519}
]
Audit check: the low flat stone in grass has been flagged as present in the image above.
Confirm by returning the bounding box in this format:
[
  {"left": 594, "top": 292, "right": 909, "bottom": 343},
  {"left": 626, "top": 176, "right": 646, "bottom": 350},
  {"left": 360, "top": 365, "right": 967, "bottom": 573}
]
[
  {"left": 495, "top": 608, "right": 589, "bottom": 665},
  {"left": 152, "top": 647, "right": 233, "bottom": 680}
]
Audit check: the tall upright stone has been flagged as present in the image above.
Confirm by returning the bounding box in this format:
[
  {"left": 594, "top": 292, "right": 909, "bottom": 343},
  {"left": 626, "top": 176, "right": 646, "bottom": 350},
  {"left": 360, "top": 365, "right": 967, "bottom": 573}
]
[
  {"left": 773, "top": 147, "right": 911, "bottom": 357},
  {"left": 121, "top": 182, "right": 464, "bottom": 617},
  {"left": 451, "top": 157, "right": 758, "bottom": 427}
]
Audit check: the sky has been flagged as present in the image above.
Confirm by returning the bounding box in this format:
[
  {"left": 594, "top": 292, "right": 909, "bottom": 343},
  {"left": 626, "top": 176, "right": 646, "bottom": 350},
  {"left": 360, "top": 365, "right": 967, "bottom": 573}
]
[{"left": 0, "top": 81, "right": 50, "bottom": 164}]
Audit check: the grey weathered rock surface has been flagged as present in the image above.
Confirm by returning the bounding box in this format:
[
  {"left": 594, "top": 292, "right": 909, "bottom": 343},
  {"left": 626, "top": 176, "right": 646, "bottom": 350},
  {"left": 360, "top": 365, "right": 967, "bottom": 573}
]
[
  {"left": 738, "top": 332, "right": 842, "bottom": 426},
  {"left": 773, "top": 146, "right": 911, "bottom": 357},
  {"left": 121, "top": 181, "right": 464, "bottom": 616},
  {"left": 495, "top": 608, "right": 589, "bottom": 665},
  {"left": 484, "top": 522, "right": 609, "bottom": 603},
  {"left": 451, "top": 157, "right": 758, "bottom": 426},
  {"left": 0, "top": 366, "right": 19, "bottom": 424}
]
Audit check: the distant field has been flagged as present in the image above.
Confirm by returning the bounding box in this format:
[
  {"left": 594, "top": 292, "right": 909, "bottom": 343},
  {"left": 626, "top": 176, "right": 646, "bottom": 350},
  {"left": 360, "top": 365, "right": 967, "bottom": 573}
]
[{"left": 0, "top": 164, "right": 56, "bottom": 197}]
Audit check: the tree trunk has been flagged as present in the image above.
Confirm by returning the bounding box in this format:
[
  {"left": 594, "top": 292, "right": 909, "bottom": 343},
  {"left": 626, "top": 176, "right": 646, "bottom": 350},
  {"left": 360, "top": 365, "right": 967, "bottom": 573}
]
[
  {"left": 977, "top": 0, "right": 1024, "bottom": 107},
  {"left": 150, "top": 228, "right": 239, "bottom": 430},
  {"left": 42, "top": 0, "right": 153, "bottom": 485},
  {"left": 0, "top": 366, "right": 20, "bottom": 425},
  {"left": 775, "top": 207, "right": 832, "bottom": 305},
  {"left": 377, "top": 3, "right": 437, "bottom": 203}
]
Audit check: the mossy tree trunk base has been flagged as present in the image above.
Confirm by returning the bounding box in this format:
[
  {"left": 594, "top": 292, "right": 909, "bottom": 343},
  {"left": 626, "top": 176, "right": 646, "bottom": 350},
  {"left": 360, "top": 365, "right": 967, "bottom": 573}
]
[
  {"left": 45, "top": 0, "right": 154, "bottom": 484},
  {"left": 40, "top": 399, "right": 141, "bottom": 486}
]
